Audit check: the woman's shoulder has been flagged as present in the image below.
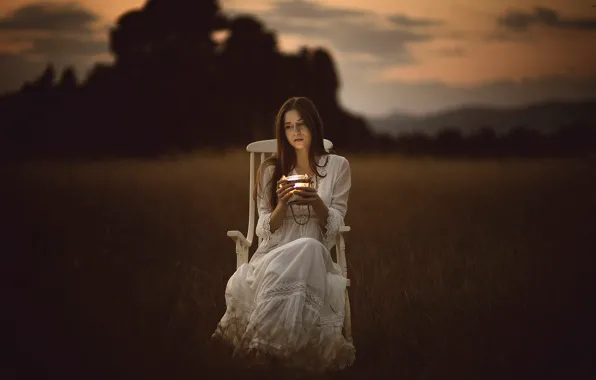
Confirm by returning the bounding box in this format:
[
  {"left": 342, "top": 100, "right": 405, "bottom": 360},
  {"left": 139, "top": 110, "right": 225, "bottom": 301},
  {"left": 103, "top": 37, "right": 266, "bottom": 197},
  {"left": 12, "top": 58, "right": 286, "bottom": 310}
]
[
  {"left": 322, "top": 153, "right": 349, "bottom": 167},
  {"left": 259, "top": 156, "right": 277, "bottom": 169},
  {"left": 257, "top": 157, "right": 277, "bottom": 178}
]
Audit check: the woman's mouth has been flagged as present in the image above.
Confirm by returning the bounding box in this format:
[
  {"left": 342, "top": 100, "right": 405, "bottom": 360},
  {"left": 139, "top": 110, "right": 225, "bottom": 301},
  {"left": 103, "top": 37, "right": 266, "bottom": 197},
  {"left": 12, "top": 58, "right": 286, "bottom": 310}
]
[{"left": 294, "top": 138, "right": 304, "bottom": 142}]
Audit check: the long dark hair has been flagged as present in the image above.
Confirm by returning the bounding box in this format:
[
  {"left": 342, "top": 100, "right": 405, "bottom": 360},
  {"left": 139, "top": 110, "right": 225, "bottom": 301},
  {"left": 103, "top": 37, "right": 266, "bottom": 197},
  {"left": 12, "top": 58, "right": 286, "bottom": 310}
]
[{"left": 254, "top": 96, "right": 331, "bottom": 209}]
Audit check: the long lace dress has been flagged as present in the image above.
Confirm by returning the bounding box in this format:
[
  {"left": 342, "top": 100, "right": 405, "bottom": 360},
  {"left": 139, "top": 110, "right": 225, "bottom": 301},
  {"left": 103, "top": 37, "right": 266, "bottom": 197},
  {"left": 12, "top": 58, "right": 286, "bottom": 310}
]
[{"left": 212, "top": 154, "right": 355, "bottom": 371}]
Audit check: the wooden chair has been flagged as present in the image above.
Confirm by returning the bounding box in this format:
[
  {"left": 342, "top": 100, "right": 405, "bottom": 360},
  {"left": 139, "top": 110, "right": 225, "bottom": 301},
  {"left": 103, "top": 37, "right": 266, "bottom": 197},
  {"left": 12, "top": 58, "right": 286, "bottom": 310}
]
[{"left": 226, "top": 138, "right": 353, "bottom": 343}]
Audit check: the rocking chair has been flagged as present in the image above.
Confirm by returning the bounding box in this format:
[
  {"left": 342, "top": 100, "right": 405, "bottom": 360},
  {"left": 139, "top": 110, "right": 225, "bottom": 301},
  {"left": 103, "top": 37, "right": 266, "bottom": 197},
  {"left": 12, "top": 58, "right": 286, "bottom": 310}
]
[{"left": 226, "top": 138, "right": 353, "bottom": 343}]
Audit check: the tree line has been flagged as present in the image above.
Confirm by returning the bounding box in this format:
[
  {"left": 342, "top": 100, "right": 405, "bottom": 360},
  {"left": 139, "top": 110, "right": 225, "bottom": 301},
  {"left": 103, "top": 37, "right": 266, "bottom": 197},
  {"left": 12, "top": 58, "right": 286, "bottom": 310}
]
[{"left": 0, "top": 0, "right": 593, "bottom": 160}]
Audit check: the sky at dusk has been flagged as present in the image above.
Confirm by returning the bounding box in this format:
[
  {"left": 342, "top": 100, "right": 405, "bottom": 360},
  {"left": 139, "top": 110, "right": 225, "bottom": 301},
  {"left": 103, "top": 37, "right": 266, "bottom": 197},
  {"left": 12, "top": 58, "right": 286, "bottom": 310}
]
[{"left": 1, "top": 0, "right": 595, "bottom": 116}]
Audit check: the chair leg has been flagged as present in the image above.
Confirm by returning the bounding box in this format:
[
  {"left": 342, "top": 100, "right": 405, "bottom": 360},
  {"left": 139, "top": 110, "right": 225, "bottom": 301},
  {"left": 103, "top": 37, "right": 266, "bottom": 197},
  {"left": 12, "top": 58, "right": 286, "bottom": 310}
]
[
  {"left": 344, "top": 289, "right": 353, "bottom": 344},
  {"left": 236, "top": 244, "right": 249, "bottom": 269}
]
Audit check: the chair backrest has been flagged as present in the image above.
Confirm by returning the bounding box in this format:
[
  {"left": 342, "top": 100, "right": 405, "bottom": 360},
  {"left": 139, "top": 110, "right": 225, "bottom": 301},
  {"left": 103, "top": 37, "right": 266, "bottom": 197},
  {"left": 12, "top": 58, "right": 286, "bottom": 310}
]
[{"left": 244, "top": 139, "right": 334, "bottom": 247}]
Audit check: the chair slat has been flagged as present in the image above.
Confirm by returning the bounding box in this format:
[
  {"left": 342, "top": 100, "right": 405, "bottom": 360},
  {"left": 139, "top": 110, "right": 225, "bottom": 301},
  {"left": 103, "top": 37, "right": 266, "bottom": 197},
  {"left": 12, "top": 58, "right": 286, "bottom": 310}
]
[
  {"left": 246, "top": 152, "right": 256, "bottom": 247},
  {"left": 247, "top": 139, "right": 333, "bottom": 153}
]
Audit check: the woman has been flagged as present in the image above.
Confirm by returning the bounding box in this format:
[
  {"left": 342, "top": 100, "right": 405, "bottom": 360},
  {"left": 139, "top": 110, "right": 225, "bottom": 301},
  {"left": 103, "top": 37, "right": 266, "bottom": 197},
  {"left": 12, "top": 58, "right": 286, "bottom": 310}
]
[{"left": 213, "top": 97, "right": 354, "bottom": 371}]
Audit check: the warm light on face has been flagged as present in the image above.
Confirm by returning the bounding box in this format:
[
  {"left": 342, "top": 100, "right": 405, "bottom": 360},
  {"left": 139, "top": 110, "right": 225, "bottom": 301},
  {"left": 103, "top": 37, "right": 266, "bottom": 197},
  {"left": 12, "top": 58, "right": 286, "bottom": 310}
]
[{"left": 283, "top": 109, "right": 312, "bottom": 150}]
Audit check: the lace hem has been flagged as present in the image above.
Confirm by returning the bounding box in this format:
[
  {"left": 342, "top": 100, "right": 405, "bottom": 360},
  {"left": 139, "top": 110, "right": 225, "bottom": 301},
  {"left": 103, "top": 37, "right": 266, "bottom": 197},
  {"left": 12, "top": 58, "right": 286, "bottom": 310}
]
[
  {"left": 260, "top": 213, "right": 272, "bottom": 240},
  {"left": 257, "top": 212, "right": 283, "bottom": 244},
  {"left": 213, "top": 311, "right": 355, "bottom": 372},
  {"left": 257, "top": 281, "right": 324, "bottom": 310},
  {"left": 213, "top": 280, "right": 353, "bottom": 372},
  {"left": 213, "top": 326, "right": 355, "bottom": 373},
  {"left": 324, "top": 208, "right": 343, "bottom": 250}
]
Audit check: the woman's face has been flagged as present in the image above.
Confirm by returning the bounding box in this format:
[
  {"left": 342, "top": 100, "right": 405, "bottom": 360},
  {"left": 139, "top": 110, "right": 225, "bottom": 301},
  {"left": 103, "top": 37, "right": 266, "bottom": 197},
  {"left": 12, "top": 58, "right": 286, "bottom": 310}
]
[{"left": 283, "top": 109, "right": 311, "bottom": 152}]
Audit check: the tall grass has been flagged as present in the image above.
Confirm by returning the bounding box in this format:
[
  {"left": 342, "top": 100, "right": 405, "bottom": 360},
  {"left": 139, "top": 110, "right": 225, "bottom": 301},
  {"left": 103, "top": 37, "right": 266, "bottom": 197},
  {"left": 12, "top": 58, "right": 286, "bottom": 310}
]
[{"left": 13, "top": 151, "right": 596, "bottom": 379}]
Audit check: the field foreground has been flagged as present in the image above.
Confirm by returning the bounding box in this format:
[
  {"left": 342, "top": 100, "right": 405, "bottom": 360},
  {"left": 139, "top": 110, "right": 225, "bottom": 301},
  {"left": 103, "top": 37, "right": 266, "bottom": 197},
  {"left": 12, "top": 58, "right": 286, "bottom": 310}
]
[{"left": 11, "top": 151, "right": 596, "bottom": 379}]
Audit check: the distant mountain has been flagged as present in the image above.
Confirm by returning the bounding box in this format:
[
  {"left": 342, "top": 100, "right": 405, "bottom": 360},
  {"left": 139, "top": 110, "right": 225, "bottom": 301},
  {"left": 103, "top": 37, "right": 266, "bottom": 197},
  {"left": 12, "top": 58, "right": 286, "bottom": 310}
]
[{"left": 367, "top": 100, "right": 596, "bottom": 137}]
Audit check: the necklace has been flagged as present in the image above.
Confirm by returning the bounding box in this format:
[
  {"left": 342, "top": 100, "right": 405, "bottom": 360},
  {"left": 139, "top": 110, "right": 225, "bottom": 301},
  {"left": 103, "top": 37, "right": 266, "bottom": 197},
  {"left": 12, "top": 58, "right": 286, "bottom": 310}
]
[{"left": 288, "top": 174, "right": 319, "bottom": 225}]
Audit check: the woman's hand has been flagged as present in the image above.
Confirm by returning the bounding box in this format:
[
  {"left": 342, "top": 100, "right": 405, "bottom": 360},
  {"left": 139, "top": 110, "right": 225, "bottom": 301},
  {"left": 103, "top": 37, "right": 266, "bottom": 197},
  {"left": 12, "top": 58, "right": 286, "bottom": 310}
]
[
  {"left": 293, "top": 186, "right": 328, "bottom": 231},
  {"left": 292, "top": 187, "right": 321, "bottom": 205},
  {"left": 276, "top": 179, "right": 295, "bottom": 207}
]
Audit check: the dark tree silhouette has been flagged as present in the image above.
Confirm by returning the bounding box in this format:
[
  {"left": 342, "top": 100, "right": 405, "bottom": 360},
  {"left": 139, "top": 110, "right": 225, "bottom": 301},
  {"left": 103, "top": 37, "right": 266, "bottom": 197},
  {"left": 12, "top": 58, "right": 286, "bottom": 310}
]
[
  {"left": 21, "top": 63, "right": 56, "bottom": 92},
  {"left": 0, "top": 0, "right": 593, "bottom": 160},
  {"left": 468, "top": 126, "right": 497, "bottom": 156},
  {"left": 0, "top": 0, "right": 378, "bottom": 159},
  {"left": 435, "top": 128, "right": 464, "bottom": 155},
  {"left": 217, "top": 16, "right": 279, "bottom": 143},
  {"left": 504, "top": 126, "right": 544, "bottom": 156},
  {"left": 110, "top": 0, "right": 226, "bottom": 66},
  {"left": 58, "top": 67, "right": 78, "bottom": 91}
]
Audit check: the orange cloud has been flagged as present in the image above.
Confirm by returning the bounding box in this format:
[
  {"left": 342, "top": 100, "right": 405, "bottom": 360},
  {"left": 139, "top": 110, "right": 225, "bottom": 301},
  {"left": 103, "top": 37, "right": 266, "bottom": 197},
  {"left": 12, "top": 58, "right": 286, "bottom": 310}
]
[{"left": 376, "top": 26, "right": 596, "bottom": 85}]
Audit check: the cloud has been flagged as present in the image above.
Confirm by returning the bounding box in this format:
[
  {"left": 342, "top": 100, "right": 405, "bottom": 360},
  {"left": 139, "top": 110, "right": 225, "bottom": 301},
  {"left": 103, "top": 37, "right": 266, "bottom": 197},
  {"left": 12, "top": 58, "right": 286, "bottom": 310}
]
[
  {"left": 388, "top": 14, "right": 442, "bottom": 28},
  {"left": 497, "top": 7, "right": 596, "bottom": 32},
  {"left": 0, "top": 2, "right": 109, "bottom": 94},
  {"left": 0, "top": 53, "right": 46, "bottom": 93},
  {"left": 436, "top": 46, "right": 465, "bottom": 57},
  {"left": 242, "top": 0, "right": 434, "bottom": 65},
  {"left": 270, "top": 0, "right": 366, "bottom": 19},
  {"left": 302, "top": 23, "right": 430, "bottom": 64},
  {"left": 0, "top": 2, "right": 99, "bottom": 33},
  {"left": 29, "top": 36, "right": 108, "bottom": 56}
]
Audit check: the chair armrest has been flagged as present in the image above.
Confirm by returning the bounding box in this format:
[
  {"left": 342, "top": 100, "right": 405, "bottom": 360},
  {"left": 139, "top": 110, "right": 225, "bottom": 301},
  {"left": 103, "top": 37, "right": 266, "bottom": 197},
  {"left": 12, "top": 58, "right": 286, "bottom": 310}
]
[
  {"left": 336, "top": 226, "right": 351, "bottom": 286},
  {"left": 227, "top": 230, "right": 252, "bottom": 249},
  {"left": 227, "top": 230, "right": 252, "bottom": 269}
]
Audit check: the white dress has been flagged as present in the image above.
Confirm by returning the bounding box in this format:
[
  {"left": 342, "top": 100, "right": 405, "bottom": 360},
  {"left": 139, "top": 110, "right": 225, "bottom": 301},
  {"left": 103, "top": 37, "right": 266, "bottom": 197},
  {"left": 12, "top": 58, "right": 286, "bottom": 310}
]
[{"left": 213, "top": 154, "right": 355, "bottom": 371}]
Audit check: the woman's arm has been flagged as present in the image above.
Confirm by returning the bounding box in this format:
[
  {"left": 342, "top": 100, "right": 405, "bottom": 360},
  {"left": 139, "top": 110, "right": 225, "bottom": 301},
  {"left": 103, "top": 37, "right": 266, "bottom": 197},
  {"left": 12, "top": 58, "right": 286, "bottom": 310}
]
[
  {"left": 311, "top": 198, "right": 329, "bottom": 234},
  {"left": 255, "top": 165, "right": 294, "bottom": 238},
  {"left": 269, "top": 202, "right": 289, "bottom": 232},
  {"left": 294, "top": 156, "right": 351, "bottom": 241},
  {"left": 321, "top": 157, "right": 351, "bottom": 249}
]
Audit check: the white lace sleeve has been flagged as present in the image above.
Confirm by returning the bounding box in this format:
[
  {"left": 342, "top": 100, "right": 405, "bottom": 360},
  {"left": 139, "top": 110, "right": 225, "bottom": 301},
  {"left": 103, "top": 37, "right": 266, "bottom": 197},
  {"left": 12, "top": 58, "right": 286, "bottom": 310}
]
[
  {"left": 324, "top": 157, "right": 351, "bottom": 250},
  {"left": 255, "top": 164, "right": 283, "bottom": 245}
]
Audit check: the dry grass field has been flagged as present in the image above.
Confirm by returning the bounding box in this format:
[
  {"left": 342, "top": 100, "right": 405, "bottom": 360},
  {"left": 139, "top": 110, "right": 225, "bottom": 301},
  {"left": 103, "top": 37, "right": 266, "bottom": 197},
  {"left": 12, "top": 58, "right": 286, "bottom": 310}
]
[{"left": 11, "top": 151, "right": 596, "bottom": 379}]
